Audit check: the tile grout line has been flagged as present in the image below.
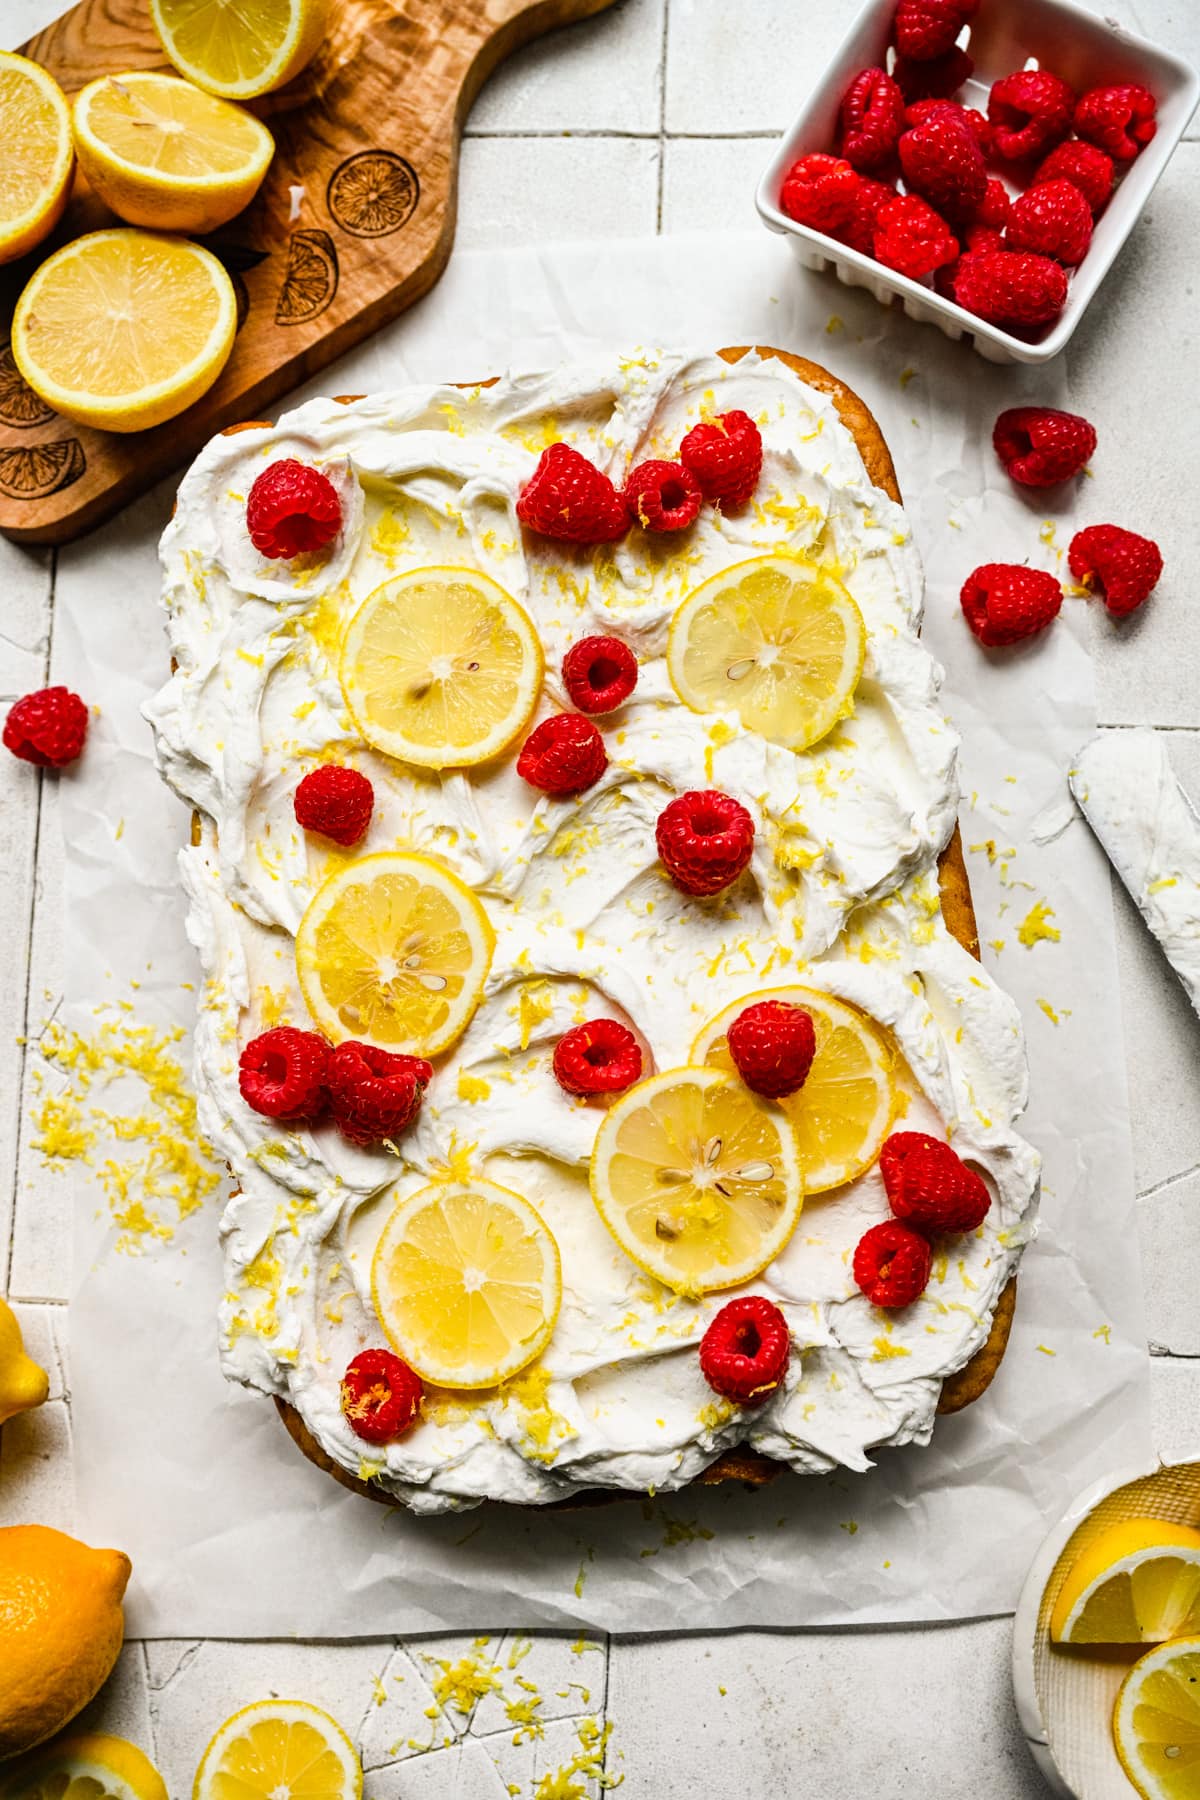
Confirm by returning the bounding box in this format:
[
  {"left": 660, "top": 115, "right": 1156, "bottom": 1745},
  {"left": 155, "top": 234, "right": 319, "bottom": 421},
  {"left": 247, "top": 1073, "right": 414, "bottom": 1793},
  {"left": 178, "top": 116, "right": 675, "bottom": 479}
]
[
  {"left": 654, "top": 0, "right": 670, "bottom": 233},
  {"left": 4, "top": 545, "right": 56, "bottom": 1296}
]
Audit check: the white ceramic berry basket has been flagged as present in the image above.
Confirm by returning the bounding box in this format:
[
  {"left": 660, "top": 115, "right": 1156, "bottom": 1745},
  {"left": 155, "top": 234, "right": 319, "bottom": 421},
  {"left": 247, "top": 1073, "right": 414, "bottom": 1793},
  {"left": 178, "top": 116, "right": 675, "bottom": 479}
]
[
  {"left": 1012, "top": 1452, "right": 1200, "bottom": 1799},
  {"left": 755, "top": 0, "right": 1199, "bottom": 364}
]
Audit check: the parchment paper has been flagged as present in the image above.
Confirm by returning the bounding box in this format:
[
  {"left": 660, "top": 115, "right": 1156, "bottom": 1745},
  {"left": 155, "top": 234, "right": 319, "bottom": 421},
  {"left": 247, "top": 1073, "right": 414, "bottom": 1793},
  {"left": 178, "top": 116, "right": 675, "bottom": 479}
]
[{"left": 46, "top": 233, "right": 1149, "bottom": 1637}]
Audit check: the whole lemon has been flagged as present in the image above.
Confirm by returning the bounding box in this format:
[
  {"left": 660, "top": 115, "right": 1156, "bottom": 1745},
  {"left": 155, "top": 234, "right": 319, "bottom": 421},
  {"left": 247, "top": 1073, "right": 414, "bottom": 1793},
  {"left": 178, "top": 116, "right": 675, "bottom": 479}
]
[
  {"left": 0, "top": 1302, "right": 49, "bottom": 1427},
  {"left": 0, "top": 1526, "right": 131, "bottom": 1761}
]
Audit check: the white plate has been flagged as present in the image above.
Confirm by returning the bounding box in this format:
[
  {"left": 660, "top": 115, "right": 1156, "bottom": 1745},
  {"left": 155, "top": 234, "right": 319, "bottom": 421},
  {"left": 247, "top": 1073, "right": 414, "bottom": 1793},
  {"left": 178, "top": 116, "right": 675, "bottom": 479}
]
[
  {"left": 755, "top": 0, "right": 1200, "bottom": 363},
  {"left": 1012, "top": 1453, "right": 1200, "bottom": 1799}
]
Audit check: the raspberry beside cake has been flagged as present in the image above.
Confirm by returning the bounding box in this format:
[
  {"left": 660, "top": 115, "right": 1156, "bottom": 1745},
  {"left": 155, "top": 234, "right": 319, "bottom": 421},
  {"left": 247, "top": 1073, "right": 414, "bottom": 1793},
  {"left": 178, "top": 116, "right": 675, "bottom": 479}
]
[{"left": 147, "top": 346, "right": 1040, "bottom": 1513}]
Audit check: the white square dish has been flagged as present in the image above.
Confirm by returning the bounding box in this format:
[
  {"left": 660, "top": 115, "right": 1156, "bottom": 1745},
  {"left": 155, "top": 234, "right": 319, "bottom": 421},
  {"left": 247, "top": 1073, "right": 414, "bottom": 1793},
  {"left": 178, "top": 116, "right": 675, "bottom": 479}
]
[{"left": 755, "top": 0, "right": 1200, "bottom": 364}]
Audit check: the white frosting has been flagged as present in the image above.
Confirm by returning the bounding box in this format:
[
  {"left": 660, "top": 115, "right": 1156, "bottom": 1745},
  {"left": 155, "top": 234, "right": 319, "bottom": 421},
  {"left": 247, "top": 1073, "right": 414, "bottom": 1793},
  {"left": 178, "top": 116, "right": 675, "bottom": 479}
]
[
  {"left": 1071, "top": 728, "right": 1200, "bottom": 1016},
  {"left": 146, "top": 350, "right": 1040, "bottom": 1513}
]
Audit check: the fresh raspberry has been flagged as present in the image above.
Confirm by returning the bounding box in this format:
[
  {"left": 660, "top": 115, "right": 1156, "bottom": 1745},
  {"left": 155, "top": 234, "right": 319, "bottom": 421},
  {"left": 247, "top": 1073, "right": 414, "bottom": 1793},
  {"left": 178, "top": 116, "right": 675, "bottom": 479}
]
[
  {"left": 976, "top": 177, "right": 1012, "bottom": 231},
  {"left": 960, "top": 225, "right": 1005, "bottom": 257},
  {"left": 892, "top": 46, "right": 974, "bottom": 104},
  {"left": 898, "top": 111, "right": 987, "bottom": 223},
  {"left": 1031, "top": 139, "right": 1115, "bottom": 214},
  {"left": 516, "top": 443, "right": 628, "bottom": 545},
  {"left": 837, "top": 176, "right": 897, "bottom": 255},
  {"left": 1005, "top": 178, "right": 1093, "bottom": 265},
  {"left": 873, "top": 193, "right": 959, "bottom": 280},
  {"left": 624, "top": 459, "right": 703, "bottom": 533},
  {"left": 951, "top": 250, "right": 1068, "bottom": 329},
  {"left": 678, "top": 409, "right": 763, "bottom": 509},
  {"left": 960, "top": 563, "right": 1063, "bottom": 646},
  {"left": 2, "top": 686, "right": 88, "bottom": 768},
  {"left": 1069, "top": 525, "right": 1164, "bottom": 617},
  {"left": 517, "top": 713, "right": 608, "bottom": 795},
  {"left": 698, "top": 1296, "right": 791, "bottom": 1404},
  {"left": 993, "top": 406, "right": 1096, "bottom": 488},
  {"left": 726, "top": 1000, "right": 817, "bottom": 1100},
  {"left": 239, "top": 1026, "right": 330, "bottom": 1124},
  {"left": 838, "top": 67, "right": 906, "bottom": 170},
  {"left": 552, "top": 1019, "right": 642, "bottom": 1097},
  {"left": 987, "top": 70, "right": 1075, "bottom": 163},
  {"left": 1074, "top": 83, "right": 1157, "bottom": 162},
  {"left": 656, "top": 790, "right": 755, "bottom": 897},
  {"left": 905, "top": 98, "right": 994, "bottom": 156},
  {"left": 893, "top": 0, "right": 976, "bottom": 62},
  {"left": 880, "top": 1130, "right": 991, "bottom": 1233},
  {"left": 778, "top": 152, "right": 860, "bottom": 235},
  {"left": 852, "top": 1220, "right": 932, "bottom": 1308},
  {"left": 562, "top": 636, "right": 638, "bottom": 714},
  {"left": 327, "top": 1040, "right": 432, "bottom": 1147},
  {"left": 293, "top": 765, "right": 374, "bottom": 846},
  {"left": 246, "top": 459, "right": 343, "bottom": 561},
  {"left": 340, "top": 1348, "right": 422, "bottom": 1444}
]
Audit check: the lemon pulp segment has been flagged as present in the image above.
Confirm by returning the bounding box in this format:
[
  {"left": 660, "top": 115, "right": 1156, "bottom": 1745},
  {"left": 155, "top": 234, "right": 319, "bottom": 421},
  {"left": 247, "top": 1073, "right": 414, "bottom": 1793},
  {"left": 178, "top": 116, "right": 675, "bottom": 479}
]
[
  {"left": 11, "top": 229, "right": 236, "bottom": 433},
  {"left": 371, "top": 1180, "right": 561, "bottom": 1388},
  {"left": 667, "top": 553, "right": 866, "bottom": 751},
  {"left": 295, "top": 851, "right": 493, "bottom": 1055},
  {"left": 691, "top": 985, "right": 894, "bottom": 1192},
  {"left": 590, "top": 1067, "right": 803, "bottom": 1295},
  {"left": 340, "top": 567, "right": 543, "bottom": 770}
]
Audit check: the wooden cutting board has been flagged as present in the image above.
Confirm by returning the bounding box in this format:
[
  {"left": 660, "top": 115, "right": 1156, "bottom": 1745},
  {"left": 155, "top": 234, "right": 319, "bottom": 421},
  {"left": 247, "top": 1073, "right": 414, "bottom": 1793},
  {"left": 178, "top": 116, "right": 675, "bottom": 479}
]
[{"left": 0, "top": 0, "right": 617, "bottom": 545}]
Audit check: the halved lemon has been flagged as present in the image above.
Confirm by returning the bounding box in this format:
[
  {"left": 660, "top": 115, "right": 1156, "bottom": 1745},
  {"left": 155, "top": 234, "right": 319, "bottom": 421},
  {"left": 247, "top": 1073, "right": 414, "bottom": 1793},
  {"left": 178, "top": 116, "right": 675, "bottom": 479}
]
[
  {"left": 371, "top": 1179, "right": 561, "bottom": 1388},
  {"left": 12, "top": 228, "right": 236, "bottom": 433},
  {"left": 691, "top": 986, "right": 894, "bottom": 1193},
  {"left": 0, "top": 1733, "right": 168, "bottom": 1800},
  {"left": 1051, "top": 1519, "right": 1200, "bottom": 1645},
  {"left": 339, "top": 568, "right": 543, "bottom": 771},
  {"left": 150, "top": 0, "right": 334, "bottom": 101},
  {"left": 192, "top": 1700, "right": 361, "bottom": 1800},
  {"left": 666, "top": 553, "right": 866, "bottom": 751},
  {"left": 296, "top": 851, "right": 493, "bottom": 1055},
  {"left": 1113, "top": 1636, "right": 1200, "bottom": 1800},
  {"left": 72, "top": 72, "right": 275, "bottom": 236},
  {"left": 590, "top": 1066, "right": 803, "bottom": 1295},
  {"left": 0, "top": 51, "right": 74, "bottom": 267}
]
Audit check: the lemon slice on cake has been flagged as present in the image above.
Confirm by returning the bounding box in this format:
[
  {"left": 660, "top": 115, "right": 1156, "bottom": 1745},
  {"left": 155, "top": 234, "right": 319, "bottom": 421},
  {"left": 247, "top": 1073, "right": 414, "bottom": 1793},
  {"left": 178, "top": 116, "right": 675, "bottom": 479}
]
[
  {"left": 691, "top": 986, "right": 894, "bottom": 1193},
  {"left": 372, "top": 1180, "right": 561, "bottom": 1388},
  {"left": 667, "top": 553, "right": 865, "bottom": 751},
  {"left": 1051, "top": 1519, "right": 1200, "bottom": 1645},
  {"left": 590, "top": 1067, "right": 803, "bottom": 1295},
  {"left": 339, "top": 568, "right": 543, "bottom": 770},
  {"left": 72, "top": 72, "right": 275, "bottom": 236},
  {"left": 12, "top": 229, "right": 236, "bottom": 433},
  {"left": 192, "top": 1700, "right": 361, "bottom": 1800},
  {"left": 0, "top": 1734, "right": 168, "bottom": 1800},
  {"left": 149, "top": 0, "right": 334, "bottom": 100},
  {"left": 1113, "top": 1636, "right": 1200, "bottom": 1800},
  {"left": 0, "top": 51, "right": 74, "bottom": 266},
  {"left": 296, "top": 851, "right": 493, "bottom": 1055}
]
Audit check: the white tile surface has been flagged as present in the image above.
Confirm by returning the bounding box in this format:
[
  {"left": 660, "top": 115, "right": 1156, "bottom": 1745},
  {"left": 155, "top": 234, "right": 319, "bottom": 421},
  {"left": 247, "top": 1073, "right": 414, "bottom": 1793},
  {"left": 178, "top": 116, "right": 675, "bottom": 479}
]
[
  {"left": 3, "top": 0, "right": 1199, "bottom": 1793},
  {"left": 467, "top": 0, "right": 665, "bottom": 135}
]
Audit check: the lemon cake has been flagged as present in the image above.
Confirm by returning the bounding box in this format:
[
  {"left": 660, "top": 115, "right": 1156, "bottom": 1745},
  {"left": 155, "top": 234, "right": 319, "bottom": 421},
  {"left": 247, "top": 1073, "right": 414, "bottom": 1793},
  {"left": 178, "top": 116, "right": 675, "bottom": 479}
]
[{"left": 147, "top": 346, "right": 1040, "bottom": 1512}]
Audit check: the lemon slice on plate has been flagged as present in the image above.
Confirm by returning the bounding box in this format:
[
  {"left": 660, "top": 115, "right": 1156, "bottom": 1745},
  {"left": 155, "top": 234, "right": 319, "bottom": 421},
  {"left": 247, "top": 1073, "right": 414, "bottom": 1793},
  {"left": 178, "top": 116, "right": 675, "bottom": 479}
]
[
  {"left": 372, "top": 1179, "right": 561, "bottom": 1388},
  {"left": 667, "top": 553, "right": 866, "bottom": 752},
  {"left": 1113, "top": 1636, "right": 1200, "bottom": 1800},
  {"left": 1050, "top": 1518, "right": 1200, "bottom": 1644},
  {"left": 690, "top": 986, "right": 894, "bottom": 1193},
  {"left": 340, "top": 567, "right": 543, "bottom": 770},
  {"left": 193, "top": 1700, "right": 361, "bottom": 1800},
  {"left": 72, "top": 72, "right": 274, "bottom": 236},
  {"left": 12, "top": 228, "right": 236, "bottom": 433},
  {"left": 0, "top": 51, "right": 74, "bottom": 266},
  {"left": 296, "top": 851, "right": 493, "bottom": 1055},
  {"left": 149, "top": 0, "right": 333, "bottom": 100},
  {"left": 0, "top": 1733, "right": 168, "bottom": 1800},
  {"left": 589, "top": 1067, "right": 803, "bottom": 1295}
]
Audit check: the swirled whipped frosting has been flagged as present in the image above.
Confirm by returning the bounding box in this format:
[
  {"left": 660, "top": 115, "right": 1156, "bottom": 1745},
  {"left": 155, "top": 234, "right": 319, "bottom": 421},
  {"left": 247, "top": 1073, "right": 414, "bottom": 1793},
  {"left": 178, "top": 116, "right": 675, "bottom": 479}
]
[{"left": 146, "top": 349, "right": 1040, "bottom": 1513}]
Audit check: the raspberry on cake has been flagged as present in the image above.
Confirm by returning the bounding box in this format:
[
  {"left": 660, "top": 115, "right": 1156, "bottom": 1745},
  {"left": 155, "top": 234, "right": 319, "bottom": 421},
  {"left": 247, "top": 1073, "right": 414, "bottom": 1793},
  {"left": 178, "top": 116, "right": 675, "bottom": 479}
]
[
  {"left": 246, "top": 459, "right": 342, "bottom": 560},
  {"left": 149, "top": 348, "right": 1039, "bottom": 1513}
]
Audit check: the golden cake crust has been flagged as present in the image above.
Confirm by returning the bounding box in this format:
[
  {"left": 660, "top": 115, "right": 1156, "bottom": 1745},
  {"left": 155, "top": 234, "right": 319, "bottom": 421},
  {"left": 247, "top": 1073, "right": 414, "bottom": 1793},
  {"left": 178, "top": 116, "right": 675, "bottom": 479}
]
[{"left": 218, "top": 347, "right": 1015, "bottom": 1505}]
